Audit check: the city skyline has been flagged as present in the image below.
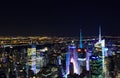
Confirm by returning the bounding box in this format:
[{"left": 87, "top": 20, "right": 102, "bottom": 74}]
[{"left": 0, "top": 1, "right": 120, "bottom": 36}]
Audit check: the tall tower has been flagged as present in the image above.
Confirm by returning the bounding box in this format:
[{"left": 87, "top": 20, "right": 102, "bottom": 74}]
[
  {"left": 27, "top": 44, "right": 36, "bottom": 74},
  {"left": 91, "top": 27, "right": 107, "bottom": 78},
  {"left": 77, "top": 29, "right": 86, "bottom": 74},
  {"left": 66, "top": 41, "right": 80, "bottom": 76}
]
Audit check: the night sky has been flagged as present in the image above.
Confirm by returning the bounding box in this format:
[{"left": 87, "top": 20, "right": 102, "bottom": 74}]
[{"left": 0, "top": 1, "right": 120, "bottom": 36}]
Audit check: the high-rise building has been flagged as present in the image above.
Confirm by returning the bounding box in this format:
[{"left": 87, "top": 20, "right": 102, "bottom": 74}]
[
  {"left": 77, "top": 30, "right": 86, "bottom": 74},
  {"left": 86, "top": 42, "right": 93, "bottom": 71},
  {"left": 66, "top": 41, "right": 80, "bottom": 77},
  {"left": 27, "top": 44, "right": 36, "bottom": 74},
  {"left": 90, "top": 26, "right": 108, "bottom": 78}
]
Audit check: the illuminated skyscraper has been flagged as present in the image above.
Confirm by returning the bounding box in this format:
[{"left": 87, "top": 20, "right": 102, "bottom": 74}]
[
  {"left": 91, "top": 26, "right": 108, "bottom": 78},
  {"left": 27, "top": 44, "right": 36, "bottom": 74},
  {"left": 66, "top": 41, "right": 80, "bottom": 77},
  {"left": 86, "top": 44, "right": 92, "bottom": 71},
  {"left": 77, "top": 30, "right": 86, "bottom": 74}
]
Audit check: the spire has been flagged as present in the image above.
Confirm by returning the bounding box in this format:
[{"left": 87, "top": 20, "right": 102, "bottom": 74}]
[
  {"left": 80, "top": 29, "right": 83, "bottom": 48},
  {"left": 99, "top": 26, "right": 101, "bottom": 42}
]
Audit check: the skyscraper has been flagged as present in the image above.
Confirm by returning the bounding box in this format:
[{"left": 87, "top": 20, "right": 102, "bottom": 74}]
[
  {"left": 90, "top": 26, "right": 107, "bottom": 78},
  {"left": 77, "top": 30, "right": 86, "bottom": 74},
  {"left": 27, "top": 44, "right": 36, "bottom": 74},
  {"left": 66, "top": 41, "right": 80, "bottom": 77}
]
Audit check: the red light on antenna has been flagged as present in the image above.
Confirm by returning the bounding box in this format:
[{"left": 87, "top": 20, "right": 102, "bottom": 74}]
[
  {"left": 84, "top": 49, "right": 87, "bottom": 52},
  {"left": 77, "top": 48, "right": 81, "bottom": 52}
]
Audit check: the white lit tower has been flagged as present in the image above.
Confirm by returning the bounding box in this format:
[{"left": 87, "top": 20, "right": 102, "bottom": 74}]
[
  {"left": 90, "top": 26, "right": 107, "bottom": 78},
  {"left": 99, "top": 26, "right": 101, "bottom": 42},
  {"left": 95, "top": 26, "right": 106, "bottom": 72},
  {"left": 27, "top": 44, "right": 37, "bottom": 74}
]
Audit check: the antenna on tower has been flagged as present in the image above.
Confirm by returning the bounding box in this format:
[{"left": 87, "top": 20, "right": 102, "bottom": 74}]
[
  {"left": 80, "top": 29, "right": 83, "bottom": 48},
  {"left": 99, "top": 26, "right": 101, "bottom": 42}
]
